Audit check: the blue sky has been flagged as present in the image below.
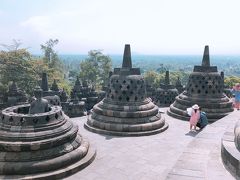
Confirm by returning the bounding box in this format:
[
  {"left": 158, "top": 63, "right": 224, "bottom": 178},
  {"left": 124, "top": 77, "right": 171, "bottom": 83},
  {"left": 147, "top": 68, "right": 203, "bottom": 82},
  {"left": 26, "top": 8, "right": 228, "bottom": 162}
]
[{"left": 0, "top": 0, "right": 240, "bottom": 54}]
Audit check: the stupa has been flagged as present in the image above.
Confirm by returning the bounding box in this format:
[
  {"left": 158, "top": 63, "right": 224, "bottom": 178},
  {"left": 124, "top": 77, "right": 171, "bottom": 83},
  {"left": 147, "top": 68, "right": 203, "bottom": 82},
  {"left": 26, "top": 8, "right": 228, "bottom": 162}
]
[
  {"left": 175, "top": 76, "right": 184, "bottom": 94},
  {"left": 6, "top": 81, "right": 27, "bottom": 106},
  {"left": 84, "top": 44, "right": 168, "bottom": 136},
  {"left": 41, "top": 73, "right": 60, "bottom": 97},
  {"left": 59, "top": 89, "right": 68, "bottom": 102},
  {"left": 167, "top": 46, "right": 233, "bottom": 122},
  {"left": 146, "top": 83, "right": 156, "bottom": 101},
  {"left": 71, "top": 77, "right": 98, "bottom": 111},
  {"left": 51, "top": 79, "right": 59, "bottom": 92},
  {"left": 222, "top": 119, "right": 240, "bottom": 178},
  {"left": 154, "top": 71, "right": 179, "bottom": 107},
  {"left": 67, "top": 94, "right": 86, "bottom": 118},
  {"left": 0, "top": 87, "right": 96, "bottom": 179},
  {"left": 71, "top": 76, "right": 82, "bottom": 98}
]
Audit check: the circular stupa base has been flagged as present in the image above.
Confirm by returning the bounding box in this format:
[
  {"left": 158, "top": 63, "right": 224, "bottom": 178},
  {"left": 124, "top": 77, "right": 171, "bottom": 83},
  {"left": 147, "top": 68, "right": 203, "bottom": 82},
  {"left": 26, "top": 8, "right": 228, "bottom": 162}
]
[
  {"left": 167, "top": 109, "right": 189, "bottom": 121},
  {"left": 221, "top": 132, "right": 240, "bottom": 179},
  {"left": 167, "top": 92, "right": 234, "bottom": 122},
  {"left": 0, "top": 143, "right": 96, "bottom": 180},
  {"left": 0, "top": 105, "right": 97, "bottom": 180},
  {"left": 168, "top": 104, "right": 231, "bottom": 122},
  {"left": 84, "top": 121, "right": 168, "bottom": 137}
]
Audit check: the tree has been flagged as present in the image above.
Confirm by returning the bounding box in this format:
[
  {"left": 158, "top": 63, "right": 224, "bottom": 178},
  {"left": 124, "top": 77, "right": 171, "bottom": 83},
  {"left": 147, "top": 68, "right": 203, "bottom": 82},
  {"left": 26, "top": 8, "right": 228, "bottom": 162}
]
[
  {"left": 79, "top": 50, "right": 112, "bottom": 89},
  {"left": 0, "top": 42, "right": 38, "bottom": 94},
  {"left": 143, "top": 70, "right": 190, "bottom": 89},
  {"left": 225, "top": 76, "right": 240, "bottom": 88},
  {"left": 0, "top": 39, "right": 22, "bottom": 51},
  {"left": 0, "top": 39, "right": 70, "bottom": 96},
  {"left": 40, "top": 39, "right": 69, "bottom": 92},
  {"left": 144, "top": 71, "right": 159, "bottom": 88},
  {"left": 40, "top": 39, "right": 61, "bottom": 68}
]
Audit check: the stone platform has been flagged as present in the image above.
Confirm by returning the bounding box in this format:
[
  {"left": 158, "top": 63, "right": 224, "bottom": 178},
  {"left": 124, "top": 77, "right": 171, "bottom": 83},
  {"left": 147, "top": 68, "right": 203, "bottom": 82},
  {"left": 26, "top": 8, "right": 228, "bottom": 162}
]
[
  {"left": 0, "top": 104, "right": 96, "bottom": 179},
  {"left": 221, "top": 111, "right": 240, "bottom": 179},
  {"left": 67, "top": 108, "right": 236, "bottom": 180}
]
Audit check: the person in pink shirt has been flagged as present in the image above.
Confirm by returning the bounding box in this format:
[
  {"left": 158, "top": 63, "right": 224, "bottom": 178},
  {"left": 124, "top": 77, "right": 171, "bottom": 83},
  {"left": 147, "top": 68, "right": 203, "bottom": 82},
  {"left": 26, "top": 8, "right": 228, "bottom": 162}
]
[
  {"left": 189, "top": 104, "right": 200, "bottom": 131},
  {"left": 232, "top": 83, "right": 240, "bottom": 110}
]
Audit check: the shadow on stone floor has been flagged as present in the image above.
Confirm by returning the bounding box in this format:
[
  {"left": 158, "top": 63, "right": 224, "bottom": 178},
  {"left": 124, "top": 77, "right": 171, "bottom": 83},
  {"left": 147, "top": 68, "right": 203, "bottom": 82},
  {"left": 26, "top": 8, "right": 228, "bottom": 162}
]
[{"left": 185, "top": 130, "right": 199, "bottom": 137}]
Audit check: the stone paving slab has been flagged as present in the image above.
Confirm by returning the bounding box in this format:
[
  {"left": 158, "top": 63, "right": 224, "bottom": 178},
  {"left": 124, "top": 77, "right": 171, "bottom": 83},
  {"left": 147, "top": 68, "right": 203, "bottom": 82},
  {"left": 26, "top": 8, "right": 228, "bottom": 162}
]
[
  {"left": 65, "top": 108, "right": 237, "bottom": 180},
  {"left": 167, "top": 110, "right": 239, "bottom": 180}
]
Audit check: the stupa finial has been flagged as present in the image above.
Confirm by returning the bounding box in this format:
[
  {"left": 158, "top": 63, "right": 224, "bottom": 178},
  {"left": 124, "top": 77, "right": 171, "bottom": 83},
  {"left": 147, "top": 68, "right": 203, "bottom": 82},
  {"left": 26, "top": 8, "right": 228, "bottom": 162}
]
[
  {"left": 165, "top": 71, "right": 170, "bottom": 85},
  {"left": 202, "top": 45, "right": 210, "bottom": 67},
  {"left": 122, "top": 44, "right": 132, "bottom": 68},
  {"left": 41, "top": 72, "right": 49, "bottom": 91}
]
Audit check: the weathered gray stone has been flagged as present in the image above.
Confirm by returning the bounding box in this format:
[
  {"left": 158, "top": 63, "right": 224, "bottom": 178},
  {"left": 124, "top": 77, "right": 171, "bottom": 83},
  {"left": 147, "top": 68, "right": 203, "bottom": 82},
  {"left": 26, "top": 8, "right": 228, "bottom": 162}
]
[
  {"left": 0, "top": 81, "right": 28, "bottom": 109},
  {"left": 0, "top": 100, "right": 96, "bottom": 179},
  {"left": 221, "top": 118, "right": 240, "bottom": 179},
  {"left": 155, "top": 71, "right": 179, "bottom": 107},
  {"left": 85, "top": 44, "right": 168, "bottom": 136},
  {"left": 71, "top": 77, "right": 98, "bottom": 111},
  {"left": 168, "top": 45, "right": 233, "bottom": 122}
]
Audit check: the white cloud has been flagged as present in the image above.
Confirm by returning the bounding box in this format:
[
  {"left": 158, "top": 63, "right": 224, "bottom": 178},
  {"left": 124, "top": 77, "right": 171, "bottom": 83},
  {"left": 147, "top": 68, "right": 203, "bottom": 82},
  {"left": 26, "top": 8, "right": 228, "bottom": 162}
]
[
  {"left": 20, "top": 16, "right": 53, "bottom": 36},
  {"left": 4, "top": 0, "right": 240, "bottom": 54}
]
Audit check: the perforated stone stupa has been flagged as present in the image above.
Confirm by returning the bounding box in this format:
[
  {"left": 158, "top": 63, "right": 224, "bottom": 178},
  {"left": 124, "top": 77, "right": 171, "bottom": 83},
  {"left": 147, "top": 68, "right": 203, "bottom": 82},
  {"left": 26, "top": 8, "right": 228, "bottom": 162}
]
[
  {"left": 71, "top": 77, "right": 98, "bottom": 111},
  {"left": 85, "top": 44, "right": 168, "bottom": 136},
  {"left": 168, "top": 46, "right": 233, "bottom": 122},
  {"left": 175, "top": 76, "right": 184, "bottom": 94},
  {"left": 0, "top": 89, "right": 96, "bottom": 179},
  {"left": 155, "top": 71, "right": 179, "bottom": 107}
]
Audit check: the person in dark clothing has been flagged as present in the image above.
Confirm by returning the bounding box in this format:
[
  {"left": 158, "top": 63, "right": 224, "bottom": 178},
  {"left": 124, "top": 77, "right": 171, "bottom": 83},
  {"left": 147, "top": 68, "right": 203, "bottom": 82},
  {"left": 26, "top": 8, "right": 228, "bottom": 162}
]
[{"left": 196, "top": 107, "right": 208, "bottom": 129}]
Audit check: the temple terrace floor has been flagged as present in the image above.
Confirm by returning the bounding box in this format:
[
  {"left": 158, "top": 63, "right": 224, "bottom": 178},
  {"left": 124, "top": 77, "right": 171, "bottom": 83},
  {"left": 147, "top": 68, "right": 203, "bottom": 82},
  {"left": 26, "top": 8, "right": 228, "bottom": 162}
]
[{"left": 66, "top": 108, "right": 239, "bottom": 180}]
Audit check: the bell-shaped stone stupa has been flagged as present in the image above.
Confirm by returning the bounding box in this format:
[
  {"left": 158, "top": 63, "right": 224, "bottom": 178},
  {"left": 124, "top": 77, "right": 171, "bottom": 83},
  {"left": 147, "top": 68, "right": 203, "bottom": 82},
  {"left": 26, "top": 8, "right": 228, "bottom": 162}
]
[
  {"left": 167, "top": 46, "right": 233, "bottom": 122},
  {"left": 84, "top": 44, "right": 168, "bottom": 136},
  {"left": 0, "top": 87, "right": 96, "bottom": 179},
  {"left": 155, "top": 71, "right": 179, "bottom": 107}
]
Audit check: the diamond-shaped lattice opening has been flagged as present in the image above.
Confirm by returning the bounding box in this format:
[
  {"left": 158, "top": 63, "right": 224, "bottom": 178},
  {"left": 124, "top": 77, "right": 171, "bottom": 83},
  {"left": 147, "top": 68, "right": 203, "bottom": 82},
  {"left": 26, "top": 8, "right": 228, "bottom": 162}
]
[
  {"left": 46, "top": 116, "right": 50, "bottom": 122},
  {"left": 9, "top": 117, "right": 13, "bottom": 122},
  {"left": 33, "top": 119, "right": 38, "bottom": 124},
  {"left": 20, "top": 117, "right": 24, "bottom": 124},
  {"left": 135, "top": 96, "right": 138, "bottom": 101}
]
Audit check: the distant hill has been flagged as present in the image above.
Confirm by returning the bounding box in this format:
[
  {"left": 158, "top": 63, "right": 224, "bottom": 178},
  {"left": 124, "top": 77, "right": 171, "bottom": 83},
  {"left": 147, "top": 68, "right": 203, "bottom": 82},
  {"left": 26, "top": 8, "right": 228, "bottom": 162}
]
[{"left": 58, "top": 54, "right": 240, "bottom": 77}]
